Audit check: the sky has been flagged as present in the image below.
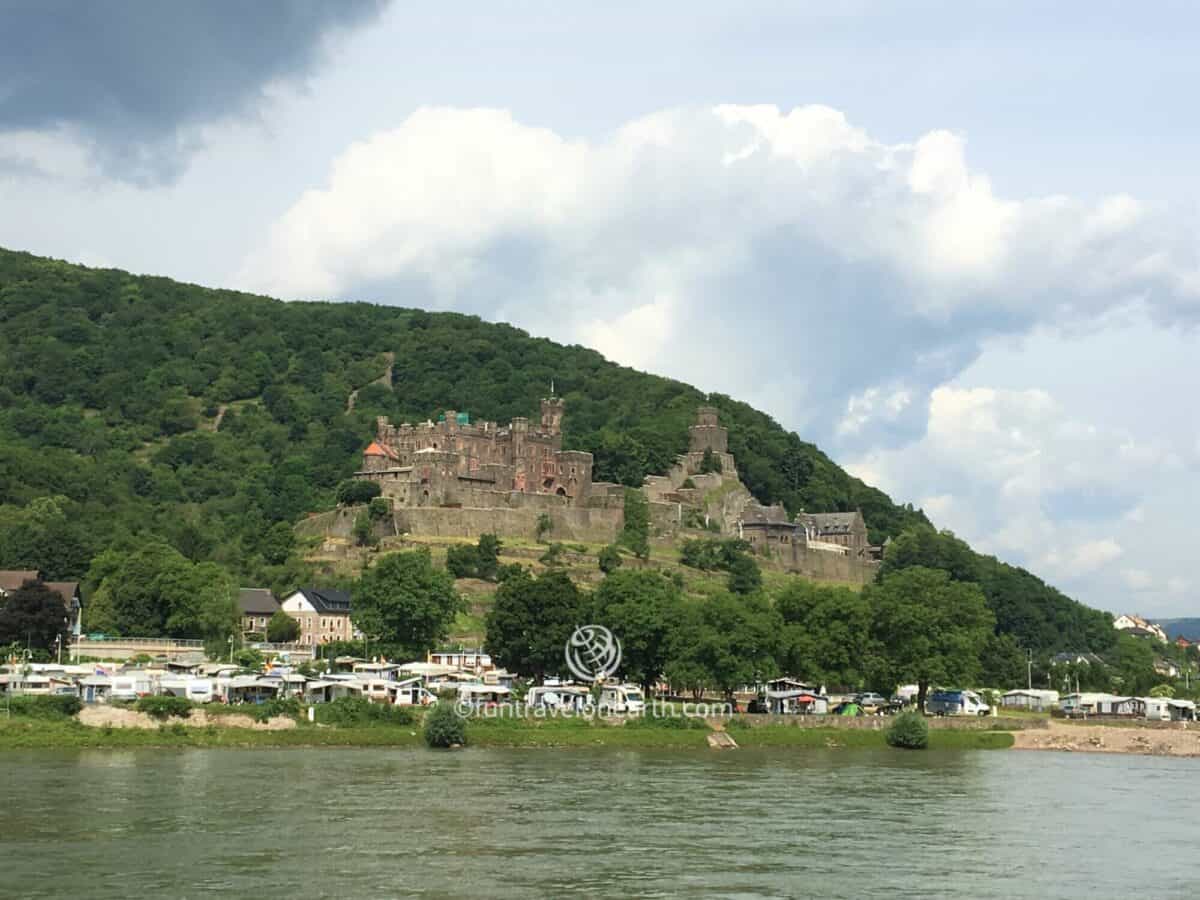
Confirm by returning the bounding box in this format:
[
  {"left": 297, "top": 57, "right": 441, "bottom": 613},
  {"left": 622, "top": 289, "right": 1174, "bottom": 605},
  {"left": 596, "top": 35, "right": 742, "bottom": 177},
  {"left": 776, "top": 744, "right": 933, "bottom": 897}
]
[{"left": 2, "top": 0, "right": 1198, "bottom": 616}]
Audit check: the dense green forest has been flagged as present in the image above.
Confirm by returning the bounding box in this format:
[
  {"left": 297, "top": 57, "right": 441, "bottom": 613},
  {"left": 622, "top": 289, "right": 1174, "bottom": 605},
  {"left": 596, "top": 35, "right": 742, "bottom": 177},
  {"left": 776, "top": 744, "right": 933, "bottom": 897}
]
[{"left": 0, "top": 247, "right": 1114, "bottom": 654}]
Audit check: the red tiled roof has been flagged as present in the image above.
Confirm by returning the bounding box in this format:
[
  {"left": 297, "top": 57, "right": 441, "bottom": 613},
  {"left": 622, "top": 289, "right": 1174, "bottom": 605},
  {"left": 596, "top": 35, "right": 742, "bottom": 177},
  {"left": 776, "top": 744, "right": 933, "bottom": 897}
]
[{"left": 364, "top": 441, "right": 398, "bottom": 459}]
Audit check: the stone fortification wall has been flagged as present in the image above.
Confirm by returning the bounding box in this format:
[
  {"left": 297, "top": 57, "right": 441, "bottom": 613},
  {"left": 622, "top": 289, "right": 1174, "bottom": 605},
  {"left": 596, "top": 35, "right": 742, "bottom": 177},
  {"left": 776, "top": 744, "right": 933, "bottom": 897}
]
[
  {"left": 294, "top": 506, "right": 394, "bottom": 542},
  {"left": 393, "top": 506, "right": 624, "bottom": 544},
  {"left": 774, "top": 544, "right": 879, "bottom": 586}
]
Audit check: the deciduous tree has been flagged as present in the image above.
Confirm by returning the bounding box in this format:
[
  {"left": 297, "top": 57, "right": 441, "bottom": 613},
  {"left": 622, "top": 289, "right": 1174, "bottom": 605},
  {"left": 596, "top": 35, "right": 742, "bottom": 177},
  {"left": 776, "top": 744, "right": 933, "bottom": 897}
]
[
  {"left": 0, "top": 581, "right": 69, "bottom": 651},
  {"left": 592, "top": 570, "right": 681, "bottom": 693},
  {"left": 352, "top": 550, "right": 461, "bottom": 658},
  {"left": 867, "top": 566, "right": 994, "bottom": 709},
  {"left": 484, "top": 569, "right": 587, "bottom": 683}
]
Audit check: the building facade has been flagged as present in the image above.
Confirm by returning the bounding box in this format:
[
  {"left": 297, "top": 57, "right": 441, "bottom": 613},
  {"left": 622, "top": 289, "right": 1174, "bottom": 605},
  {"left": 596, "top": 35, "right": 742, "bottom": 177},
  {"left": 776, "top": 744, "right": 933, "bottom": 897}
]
[
  {"left": 279, "top": 588, "right": 355, "bottom": 647},
  {"left": 238, "top": 588, "right": 280, "bottom": 636},
  {"left": 357, "top": 398, "right": 595, "bottom": 508}
]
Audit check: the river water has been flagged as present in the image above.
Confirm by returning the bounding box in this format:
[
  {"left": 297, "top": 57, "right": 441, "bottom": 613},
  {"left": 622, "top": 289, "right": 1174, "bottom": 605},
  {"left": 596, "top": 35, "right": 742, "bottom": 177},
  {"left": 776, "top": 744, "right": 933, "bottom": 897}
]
[{"left": 1, "top": 747, "right": 1195, "bottom": 898}]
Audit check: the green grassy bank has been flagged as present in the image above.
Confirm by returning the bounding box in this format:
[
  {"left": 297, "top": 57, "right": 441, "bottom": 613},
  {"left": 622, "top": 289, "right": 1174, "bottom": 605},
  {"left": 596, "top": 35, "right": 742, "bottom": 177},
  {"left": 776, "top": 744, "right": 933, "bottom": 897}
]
[
  {"left": 727, "top": 724, "right": 1015, "bottom": 750},
  {"left": 0, "top": 718, "right": 425, "bottom": 750},
  {"left": 0, "top": 713, "right": 1014, "bottom": 752}
]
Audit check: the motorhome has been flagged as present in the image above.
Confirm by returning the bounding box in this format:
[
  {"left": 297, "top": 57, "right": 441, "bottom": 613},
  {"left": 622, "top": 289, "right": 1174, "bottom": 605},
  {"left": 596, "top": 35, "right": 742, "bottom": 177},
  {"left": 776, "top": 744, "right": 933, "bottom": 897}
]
[
  {"left": 599, "top": 684, "right": 645, "bottom": 714},
  {"left": 926, "top": 689, "right": 990, "bottom": 716},
  {"left": 389, "top": 677, "right": 438, "bottom": 706}
]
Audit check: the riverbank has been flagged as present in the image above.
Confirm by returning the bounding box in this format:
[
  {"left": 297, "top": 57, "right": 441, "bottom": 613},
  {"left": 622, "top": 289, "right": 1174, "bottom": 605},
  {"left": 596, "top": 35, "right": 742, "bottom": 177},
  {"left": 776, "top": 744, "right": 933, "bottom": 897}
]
[
  {"left": 1013, "top": 720, "right": 1200, "bottom": 757},
  {"left": 0, "top": 713, "right": 1017, "bottom": 751}
]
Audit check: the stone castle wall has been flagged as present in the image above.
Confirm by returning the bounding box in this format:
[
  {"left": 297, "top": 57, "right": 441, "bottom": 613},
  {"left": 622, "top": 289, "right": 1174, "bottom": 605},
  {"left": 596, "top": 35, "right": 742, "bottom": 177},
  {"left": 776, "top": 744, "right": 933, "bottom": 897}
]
[{"left": 394, "top": 506, "right": 624, "bottom": 544}]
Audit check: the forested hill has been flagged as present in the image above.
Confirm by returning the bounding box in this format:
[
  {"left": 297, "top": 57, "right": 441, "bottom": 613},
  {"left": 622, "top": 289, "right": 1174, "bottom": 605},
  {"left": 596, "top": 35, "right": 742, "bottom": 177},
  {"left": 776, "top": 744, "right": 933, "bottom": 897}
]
[{"left": 0, "top": 246, "right": 1111, "bottom": 654}]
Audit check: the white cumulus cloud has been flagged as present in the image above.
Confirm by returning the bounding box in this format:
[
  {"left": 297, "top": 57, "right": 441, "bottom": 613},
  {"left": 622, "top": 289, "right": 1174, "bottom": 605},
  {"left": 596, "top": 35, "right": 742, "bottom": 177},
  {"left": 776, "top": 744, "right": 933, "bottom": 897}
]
[{"left": 238, "top": 104, "right": 1200, "bottom": 450}]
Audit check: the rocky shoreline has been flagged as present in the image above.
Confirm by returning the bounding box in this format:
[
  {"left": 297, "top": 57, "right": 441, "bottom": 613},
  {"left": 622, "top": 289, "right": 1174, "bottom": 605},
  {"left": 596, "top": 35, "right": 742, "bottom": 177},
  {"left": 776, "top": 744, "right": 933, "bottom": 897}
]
[{"left": 1013, "top": 720, "right": 1200, "bottom": 757}]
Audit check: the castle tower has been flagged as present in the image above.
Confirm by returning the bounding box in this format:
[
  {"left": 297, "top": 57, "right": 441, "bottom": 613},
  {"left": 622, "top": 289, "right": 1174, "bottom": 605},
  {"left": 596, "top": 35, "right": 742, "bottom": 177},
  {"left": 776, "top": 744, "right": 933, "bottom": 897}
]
[
  {"left": 540, "top": 397, "right": 565, "bottom": 435},
  {"left": 688, "top": 406, "right": 728, "bottom": 454}
]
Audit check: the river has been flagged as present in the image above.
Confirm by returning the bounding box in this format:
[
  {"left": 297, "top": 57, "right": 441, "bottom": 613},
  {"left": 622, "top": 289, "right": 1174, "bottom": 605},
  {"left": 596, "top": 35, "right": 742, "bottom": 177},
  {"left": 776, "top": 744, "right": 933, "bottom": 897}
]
[{"left": 1, "top": 747, "right": 1195, "bottom": 898}]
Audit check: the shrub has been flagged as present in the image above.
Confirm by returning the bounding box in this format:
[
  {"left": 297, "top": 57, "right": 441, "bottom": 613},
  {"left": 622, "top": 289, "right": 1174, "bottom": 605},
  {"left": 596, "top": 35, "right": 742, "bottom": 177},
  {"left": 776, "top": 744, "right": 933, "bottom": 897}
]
[
  {"left": 266, "top": 610, "right": 300, "bottom": 643},
  {"left": 250, "top": 696, "right": 302, "bottom": 723},
  {"left": 598, "top": 544, "right": 623, "bottom": 574},
  {"left": 368, "top": 497, "right": 391, "bottom": 520},
  {"left": 137, "top": 695, "right": 193, "bottom": 721},
  {"left": 886, "top": 711, "right": 929, "bottom": 750},
  {"left": 619, "top": 489, "right": 650, "bottom": 559},
  {"left": 496, "top": 563, "right": 524, "bottom": 583},
  {"left": 234, "top": 648, "right": 264, "bottom": 670},
  {"left": 445, "top": 543, "right": 481, "bottom": 579},
  {"left": 313, "top": 696, "right": 415, "bottom": 728},
  {"left": 699, "top": 447, "right": 723, "bottom": 474},
  {"left": 476, "top": 533, "right": 502, "bottom": 581},
  {"left": 336, "top": 479, "right": 382, "bottom": 505},
  {"left": 6, "top": 694, "right": 82, "bottom": 720},
  {"left": 539, "top": 542, "right": 565, "bottom": 566},
  {"left": 535, "top": 513, "right": 553, "bottom": 543},
  {"left": 681, "top": 477, "right": 696, "bottom": 489},
  {"left": 353, "top": 510, "right": 378, "bottom": 547},
  {"left": 1149, "top": 684, "right": 1174, "bottom": 698},
  {"left": 424, "top": 701, "right": 467, "bottom": 748},
  {"left": 726, "top": 554, "right": 762, "bottom": 595}
]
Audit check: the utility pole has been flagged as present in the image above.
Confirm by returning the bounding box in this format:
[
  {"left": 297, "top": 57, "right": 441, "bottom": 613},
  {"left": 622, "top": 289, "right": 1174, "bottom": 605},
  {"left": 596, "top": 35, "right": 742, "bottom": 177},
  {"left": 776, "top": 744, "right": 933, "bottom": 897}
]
[{"left": 1027, "top": 649, "right": 1033, "bottom": 691}]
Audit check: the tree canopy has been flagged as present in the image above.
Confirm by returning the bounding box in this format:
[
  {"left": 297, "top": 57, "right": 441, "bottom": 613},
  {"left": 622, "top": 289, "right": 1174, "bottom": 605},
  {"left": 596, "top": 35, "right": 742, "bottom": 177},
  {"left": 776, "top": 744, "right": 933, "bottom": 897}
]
[
  {"left": 351, "top": 549, "right": 461, "bottom": 658},
  {"left": 483, "top": 568, "right": 587, "bottom": 682},
  {"left": 82, "top": 541, "right": 239, "bottom": 645},
  {"left": 592, "top": 570, "right": 682, "bottom": 692},
  {"left": 866, "top": 566, "right": 995, "bottom": 708},
  {"left": 0, "top": 580, "right": 70, "bottom": 651}
]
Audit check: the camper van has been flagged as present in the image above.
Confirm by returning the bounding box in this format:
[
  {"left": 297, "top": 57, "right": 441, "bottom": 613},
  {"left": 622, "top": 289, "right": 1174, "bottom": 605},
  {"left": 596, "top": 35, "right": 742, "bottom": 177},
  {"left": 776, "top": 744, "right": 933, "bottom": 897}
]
[
  {"left": 390, "top": 677, "right": 438, "bottom": 706},
  {"left": 599, "top": 684, "right": 646, "bottom": 715},
  {"left": 926, "top": 689, "right": 990, "bottom": 716}
]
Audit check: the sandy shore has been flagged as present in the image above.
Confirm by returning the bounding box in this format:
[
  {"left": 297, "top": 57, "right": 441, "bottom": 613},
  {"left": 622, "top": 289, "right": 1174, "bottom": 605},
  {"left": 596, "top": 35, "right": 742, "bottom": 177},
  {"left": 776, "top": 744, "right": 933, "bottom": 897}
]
[{"left": 1013, "top": 720, "right": 1200, "bottom": 757}]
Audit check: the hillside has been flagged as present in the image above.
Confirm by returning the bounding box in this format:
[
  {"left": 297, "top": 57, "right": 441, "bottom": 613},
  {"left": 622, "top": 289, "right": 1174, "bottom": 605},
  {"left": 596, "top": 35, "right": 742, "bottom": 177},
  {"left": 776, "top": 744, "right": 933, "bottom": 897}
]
[
  {"left": 1155, "top": 619, "right": 1200, "bottom": 641},
  {"left": 0, "top": 246, "right": 1111, "bottom": 653}
]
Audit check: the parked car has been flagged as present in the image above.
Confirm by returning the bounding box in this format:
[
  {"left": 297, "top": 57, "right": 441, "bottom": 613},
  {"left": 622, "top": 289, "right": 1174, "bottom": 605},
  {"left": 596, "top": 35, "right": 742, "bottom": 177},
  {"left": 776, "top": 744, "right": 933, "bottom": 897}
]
[
  {"left": 854, "top": 692, "right": 889, "bottom": 712},
  {"left": 746, "top": 697, "right": 768, "bottom": 714}
]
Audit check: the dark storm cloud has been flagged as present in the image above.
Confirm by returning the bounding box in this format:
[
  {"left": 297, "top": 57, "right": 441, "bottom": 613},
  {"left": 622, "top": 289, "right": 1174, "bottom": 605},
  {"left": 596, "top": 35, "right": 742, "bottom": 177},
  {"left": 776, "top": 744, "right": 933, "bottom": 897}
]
[{"left": 0, "top": 0, "right": 388, "bottom": 181}]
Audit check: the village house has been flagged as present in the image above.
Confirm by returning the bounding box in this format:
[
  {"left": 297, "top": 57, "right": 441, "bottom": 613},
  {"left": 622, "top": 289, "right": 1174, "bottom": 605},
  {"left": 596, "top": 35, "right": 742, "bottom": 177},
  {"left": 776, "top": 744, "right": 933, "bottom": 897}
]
[
  {"left": 278, "top": 588, "right": 355, "bottom": 647},
  {"left": 237, "top": 588, "right": 280, "bottom": 636},
  {"left": 0, "top": 570, "right": 82, "bottom": 640},
  {"left": 1113, "top": 614, "right": 1168, "bottom": 643}
]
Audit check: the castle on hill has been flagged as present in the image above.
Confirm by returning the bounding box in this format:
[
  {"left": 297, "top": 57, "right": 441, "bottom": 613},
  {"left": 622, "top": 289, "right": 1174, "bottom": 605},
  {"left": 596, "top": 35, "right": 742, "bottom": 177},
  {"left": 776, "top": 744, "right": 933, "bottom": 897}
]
[
  {"left": 348, "top": 401, "right": 879, "bottom": 583},
  {"left": 358, "top": 398, "right": 594, "bottom": 508}
]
